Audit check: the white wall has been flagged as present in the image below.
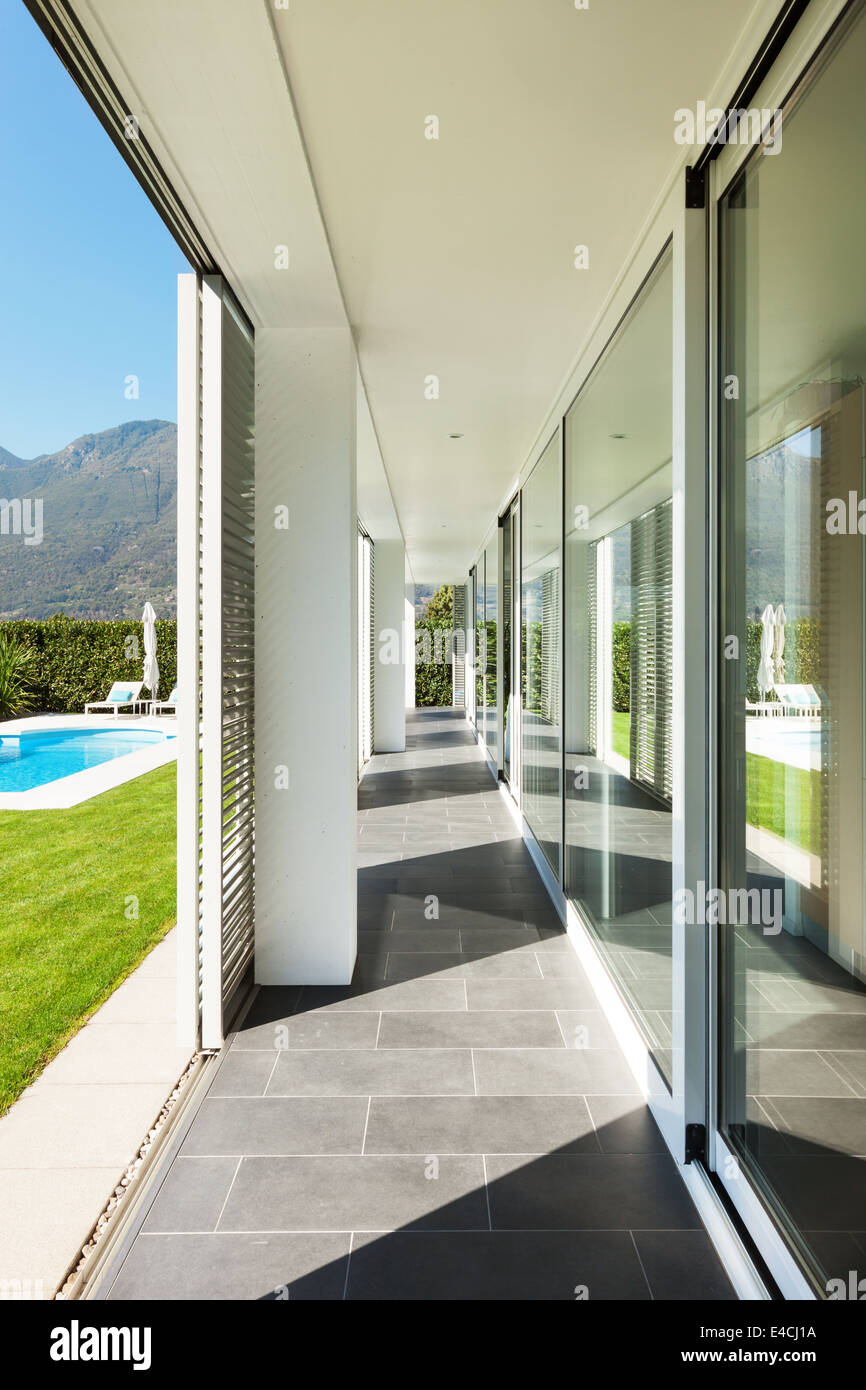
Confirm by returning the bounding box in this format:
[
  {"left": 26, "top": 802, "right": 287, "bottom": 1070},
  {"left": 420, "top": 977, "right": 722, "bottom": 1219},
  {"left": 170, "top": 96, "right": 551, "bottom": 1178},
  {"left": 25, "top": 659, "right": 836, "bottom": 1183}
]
[
  {"left": 405, "top": 564, "right": 416, "bottom": 709},
  {"left": 373, "top": 538, "right": 407, "bottom": 751},
  {"left": 255, "top": 326, "right": 358, "bottom": 984}
]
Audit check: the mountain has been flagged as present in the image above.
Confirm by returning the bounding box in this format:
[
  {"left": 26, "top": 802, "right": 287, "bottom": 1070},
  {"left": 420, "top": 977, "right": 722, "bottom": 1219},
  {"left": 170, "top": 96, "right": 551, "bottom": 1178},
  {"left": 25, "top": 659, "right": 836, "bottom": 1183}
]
[
  {"left": 414, "top": 584, "right": 436, "bottom": 618},
  {"left": 0, "top": 420, "right": 176, "bottom": 619}
]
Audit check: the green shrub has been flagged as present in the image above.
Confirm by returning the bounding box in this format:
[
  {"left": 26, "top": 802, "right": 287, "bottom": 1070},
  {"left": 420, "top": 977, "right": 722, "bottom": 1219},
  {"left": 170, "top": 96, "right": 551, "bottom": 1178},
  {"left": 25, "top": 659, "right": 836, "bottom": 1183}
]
[
  {"left": 415, "top": 585, "right": 454, "bottom": 707},
  {"left": 612, "top": 621, "right": 630, "bottom": 712},
  {"left": 745, "top": 616, "right": 820, "bottom": 702},
  {"left": 523, "top": 620, "right": 542, "bottom": 714},
  {"left": 0, "top": 616, "right": 177, "bottom": 714},
  {"left": 415, "top": 619, "right": 453, "bottom": 706},
  {"left": 0, "top": 633, "right": 34, "bottom": 719}
]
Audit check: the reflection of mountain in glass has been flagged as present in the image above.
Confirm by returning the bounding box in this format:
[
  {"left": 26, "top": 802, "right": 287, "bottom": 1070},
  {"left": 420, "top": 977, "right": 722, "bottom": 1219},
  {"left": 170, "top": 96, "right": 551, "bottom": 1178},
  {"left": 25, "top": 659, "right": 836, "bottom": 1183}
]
[
  {"left": 746, "top": 437, "right": 819, "bottom": 621},
  {"left": 611, "top": 523, "right": 631, "bottom": 621}
]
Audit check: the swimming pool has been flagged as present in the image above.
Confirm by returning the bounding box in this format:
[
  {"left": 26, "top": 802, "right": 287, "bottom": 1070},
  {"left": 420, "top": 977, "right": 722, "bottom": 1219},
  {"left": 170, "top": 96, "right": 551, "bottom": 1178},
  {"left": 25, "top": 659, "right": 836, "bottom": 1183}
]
[
  {"left": 746, "top": 721, "right": 821, "bottom": 771},
  {"left": 0, "top": 728, "right": 176, "bottom": 793}
]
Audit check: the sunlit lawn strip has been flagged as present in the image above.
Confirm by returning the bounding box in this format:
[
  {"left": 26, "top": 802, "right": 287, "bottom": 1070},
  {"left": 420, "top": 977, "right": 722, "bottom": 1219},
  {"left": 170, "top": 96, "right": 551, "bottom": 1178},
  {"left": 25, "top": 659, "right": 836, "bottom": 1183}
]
[
  {"left": 746, "top": 751, "right": 821, "bottom": 856},
  {"left": 604, "top": 721, "right": 819, "bottom": 857},
  {"left": 611, "top": 709, "right": 630, "bottom": 761},
  {"left": 0, "top": 762, "right": 176, "bottom": 1113}
]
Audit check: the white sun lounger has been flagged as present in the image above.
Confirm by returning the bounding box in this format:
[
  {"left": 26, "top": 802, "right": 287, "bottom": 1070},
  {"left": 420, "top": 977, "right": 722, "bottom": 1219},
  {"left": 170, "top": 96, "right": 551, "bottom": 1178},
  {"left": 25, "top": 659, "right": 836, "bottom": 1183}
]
[
  {"left": 84, "top": 680, "right": 146, "bottom": 718},
  {"left": 150, "top": 686, "right": 178, "bottom": 716},
  {"left": 773, "top": 683, "right": 822, "bottom": 715}
]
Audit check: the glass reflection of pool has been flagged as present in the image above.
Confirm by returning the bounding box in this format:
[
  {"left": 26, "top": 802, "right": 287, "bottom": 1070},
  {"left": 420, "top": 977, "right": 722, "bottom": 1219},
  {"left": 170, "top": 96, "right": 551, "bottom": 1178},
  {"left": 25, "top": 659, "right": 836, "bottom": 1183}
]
[{"left": 746, "top": 720, "right": 820, "bottom": 771}]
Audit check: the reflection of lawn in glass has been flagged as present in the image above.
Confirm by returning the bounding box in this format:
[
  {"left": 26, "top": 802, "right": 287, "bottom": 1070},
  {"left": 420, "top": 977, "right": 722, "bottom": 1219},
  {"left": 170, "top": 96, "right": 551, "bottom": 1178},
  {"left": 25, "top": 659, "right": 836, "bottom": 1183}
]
[
  {"left": 607, "top": 722, "right": 819, "bottom": 855},
  {"left": 611, "top": 710, "right": 630, "bottom": 760},
  {"left": 746, "top": 752, "right": 821, "bottom": 855}
]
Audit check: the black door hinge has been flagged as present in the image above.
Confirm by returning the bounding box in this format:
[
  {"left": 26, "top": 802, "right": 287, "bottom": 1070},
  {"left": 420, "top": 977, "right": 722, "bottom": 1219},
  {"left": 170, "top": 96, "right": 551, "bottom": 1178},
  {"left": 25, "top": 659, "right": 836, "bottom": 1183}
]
[
  {"left": 685, "top": 1123, "right": 706, "bottom": 1164},
  {"left": 685, "top": 164, "right": 706, "bottom": 210}
]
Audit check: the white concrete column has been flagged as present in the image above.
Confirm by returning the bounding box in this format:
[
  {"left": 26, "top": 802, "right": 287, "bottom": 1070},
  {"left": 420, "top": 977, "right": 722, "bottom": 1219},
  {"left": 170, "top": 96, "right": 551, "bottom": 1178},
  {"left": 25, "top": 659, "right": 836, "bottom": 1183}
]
[
  {"left": 405, "top": 572, "right": 416, "bottom": 709},
  {"left": 372, "top": 538, "right": 407, "bottom": 752},
  {"left": 255, "top": 327, "right": 357, "bottom": 985}
]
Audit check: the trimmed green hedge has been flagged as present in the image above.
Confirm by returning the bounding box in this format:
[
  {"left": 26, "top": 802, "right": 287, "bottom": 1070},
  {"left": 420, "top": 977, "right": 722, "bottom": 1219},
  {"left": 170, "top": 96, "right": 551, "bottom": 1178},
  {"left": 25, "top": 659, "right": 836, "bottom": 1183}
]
[
  {"left": 592, "top": 616, "right": 819, "bottom": 708},
  {"left": 415, "top": 619, "right": 453, "bottom": 706},
  {"left": 612, "top": 621, "right": 630, "bottom": 713},
  {"left": 745, "top": 617, "right": 819, "bottom": 703},
  {"left": 0, "top": 616, "right": 177, "bottom": 713}
]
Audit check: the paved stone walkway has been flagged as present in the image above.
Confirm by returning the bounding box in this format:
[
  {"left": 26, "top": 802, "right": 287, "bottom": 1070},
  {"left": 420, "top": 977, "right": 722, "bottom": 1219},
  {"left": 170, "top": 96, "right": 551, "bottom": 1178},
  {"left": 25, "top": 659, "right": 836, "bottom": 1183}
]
[{"left": 104, "top": 710, "right": 733, "bottom": 1300}]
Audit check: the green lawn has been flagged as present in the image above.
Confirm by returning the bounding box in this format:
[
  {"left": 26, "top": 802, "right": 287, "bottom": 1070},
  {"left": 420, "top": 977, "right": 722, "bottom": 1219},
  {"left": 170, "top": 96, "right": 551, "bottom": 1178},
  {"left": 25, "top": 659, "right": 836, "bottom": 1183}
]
[
  {"left": 611, "top": 710, "right": 630, "bottom": 760},
  {"left": 746, "top": 751, "right": 821, "bottom": 856},
  {"left": 608, "top": 718, "right": 819, "bottom": 856},
  {"left": 0, "top": 763, "right": 176, "bottom": 1113}
]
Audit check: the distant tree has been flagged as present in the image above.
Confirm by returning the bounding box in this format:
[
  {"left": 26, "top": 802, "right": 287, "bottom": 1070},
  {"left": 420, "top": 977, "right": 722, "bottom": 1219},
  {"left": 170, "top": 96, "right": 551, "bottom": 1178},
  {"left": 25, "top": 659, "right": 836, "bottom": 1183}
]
[
  {"left": 421, "top": 585, "right": 453, "bottom": 626},
  {"left": 416, "top": 584, "right": 454, "bottom": 706}
]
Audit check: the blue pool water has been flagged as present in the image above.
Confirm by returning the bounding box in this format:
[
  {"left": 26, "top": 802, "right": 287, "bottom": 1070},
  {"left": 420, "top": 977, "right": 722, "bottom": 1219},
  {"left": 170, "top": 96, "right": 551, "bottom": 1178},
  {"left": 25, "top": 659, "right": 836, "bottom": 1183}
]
[
  {"left": 0, "top": 728, "right": 175, "bottom": 793},
  {"left": 746, "top": 723, "right": 821, "bottom": 771}
]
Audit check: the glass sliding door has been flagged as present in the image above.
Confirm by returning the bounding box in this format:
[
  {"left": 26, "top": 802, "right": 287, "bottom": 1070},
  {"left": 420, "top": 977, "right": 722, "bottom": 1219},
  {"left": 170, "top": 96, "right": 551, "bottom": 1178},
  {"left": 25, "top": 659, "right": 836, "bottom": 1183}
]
[
  {"left": 485, "top": 535, "right": 498, "bottom": 759},
  {"left": 718, "top": 0, "right": 866, "bottom": 1291},
  {"left": 564, "top": 247, "right": 674, "bottom": 1084},
  {"left": 503, "top": 500, "right": 520, "bottom": 791},
  {"left": 521, "top": 431, "right": 562, "bottom": 878},
  {"left": 475, "top": 554, "right": 485, "bottom": 738}
]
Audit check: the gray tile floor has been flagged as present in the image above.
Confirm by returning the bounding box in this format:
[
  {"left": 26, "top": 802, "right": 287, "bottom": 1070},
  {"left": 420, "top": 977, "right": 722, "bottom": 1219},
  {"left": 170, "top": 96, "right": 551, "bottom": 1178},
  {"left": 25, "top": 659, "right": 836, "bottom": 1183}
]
[
  {"left": 731, "top": 918, "right": 866, "bottom": 1280},
  {"left": 105, "top": 709, "right": 733, "bottom": 1301}
]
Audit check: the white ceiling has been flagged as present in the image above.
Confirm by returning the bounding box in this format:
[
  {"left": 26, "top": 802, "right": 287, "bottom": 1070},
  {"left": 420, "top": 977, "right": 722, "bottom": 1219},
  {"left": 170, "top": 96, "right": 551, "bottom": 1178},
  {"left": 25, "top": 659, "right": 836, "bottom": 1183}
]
[
  {"left": 272, "top": 0, "right": 762, "bottom": 580},
  {"left": 78, "top": 0, "right": 767, "bottom": 581}
]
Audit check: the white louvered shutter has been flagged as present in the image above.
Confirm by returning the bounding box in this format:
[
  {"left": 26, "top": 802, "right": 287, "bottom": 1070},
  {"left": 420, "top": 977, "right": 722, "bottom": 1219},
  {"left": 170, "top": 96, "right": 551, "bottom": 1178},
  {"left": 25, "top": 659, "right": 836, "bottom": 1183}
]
[
  {"left": 357, "top": 530, "right": 374, "bottom": 770},
  {"left": 453, "top": 583, "right": 466, "bottom": 705},
  {"left": 630, "top": 499, "right": 672, "bottom": 801},
  {"left": 178, "top": 273, "right": 256, "bottom": 1051},
  {"left": 586, "top": 540, "right": 598, "bottom": 755},
  {"left": 541, "top": 568, "right": 560, "bottom": 725}
]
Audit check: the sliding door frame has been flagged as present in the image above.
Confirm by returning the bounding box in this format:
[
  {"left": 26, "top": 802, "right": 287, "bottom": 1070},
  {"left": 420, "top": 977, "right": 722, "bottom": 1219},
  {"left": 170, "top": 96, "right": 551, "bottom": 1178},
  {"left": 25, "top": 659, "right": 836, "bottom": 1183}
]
[{"left": 706, "top": 0, "right": 853, "bottom": 1301}]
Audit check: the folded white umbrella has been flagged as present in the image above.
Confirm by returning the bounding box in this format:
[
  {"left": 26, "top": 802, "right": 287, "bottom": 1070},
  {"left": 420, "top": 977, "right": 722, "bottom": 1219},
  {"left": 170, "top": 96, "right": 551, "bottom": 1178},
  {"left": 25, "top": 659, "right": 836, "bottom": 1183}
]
[
  {"left": 773, "top": 603, "right": 786, "bottom": 684},
  {"left": 142, "top": 602, "right": 159, "bottom": 696},
  {"left": 757, "top": 603, "right": 775, "bottom": 698}
]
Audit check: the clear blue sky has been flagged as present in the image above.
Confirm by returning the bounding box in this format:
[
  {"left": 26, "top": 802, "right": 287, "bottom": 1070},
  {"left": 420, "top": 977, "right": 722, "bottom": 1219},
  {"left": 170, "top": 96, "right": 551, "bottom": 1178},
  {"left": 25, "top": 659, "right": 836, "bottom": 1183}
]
[{"left": 0, "top": 0, "right": 190, "bottom": 459}]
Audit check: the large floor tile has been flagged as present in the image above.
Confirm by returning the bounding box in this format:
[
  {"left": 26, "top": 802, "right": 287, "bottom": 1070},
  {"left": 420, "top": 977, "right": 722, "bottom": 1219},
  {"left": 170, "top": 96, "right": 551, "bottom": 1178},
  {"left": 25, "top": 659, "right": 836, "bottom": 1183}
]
[
  {"left": 585, "top": 1095, "right": 668, "bottom": 1153},
  {"left": 346, "top": 1229, "right": 650, "bottom": 1300},
  {"left": 293, "top": 979, "right": 467, "bottom": 1012},
  {"left": 768, "top": 1096, "right": 866, "bottom": 1157},
  {"left": 235, "top": 1012, "right": 381, "bottom": 1051},
  {"left": 267, "top": 1048, "right": 475, "bottom": 1097},
  {"left": 747, "top": 1048, "right": 857, "bottom": 1097},
  {"left": 384, "top": 950, "right": 542, "bottom": 982},
  {"left": 466, "top": 978, "right": 598, "bottom": 1011},
  {"left": 180, "top": 1096, "right": 369, "bottom": 1156},
  {"left": 357, "top": 928, "right": 461, "bottom": 953},
  {"left": 218, "top": 1155, "right": 489, "bottom": 1231},
  {"left": 208, "top": 1051, "right": 279, "bottom": 1097},
  {"left": 632, "top": 1231, "right": 736, "bottom": 1301},
  {"left": 108, "top": 1232, "right": 350, "bottom": 1300},
  {"left": 485, "top": 1153, "right": 699, "bottom": 1230},
  {"left": 142, "top": 1156, "right": 238, "bottom": 1233},
  {"left": 365, "top": 1093, "right": 599, "bottom": 1154},
  {"left": 378, "top": 1010, "right": 564, "bottom": 1049},
  {"left": 473, "top": 1047, "right": 640, "bottom": 1096}
]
